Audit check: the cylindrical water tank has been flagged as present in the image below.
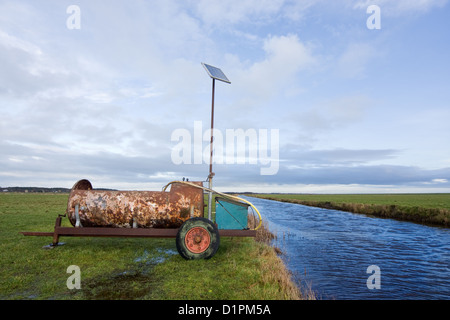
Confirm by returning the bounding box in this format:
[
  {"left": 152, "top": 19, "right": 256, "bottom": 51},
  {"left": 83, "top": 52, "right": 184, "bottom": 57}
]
[{"left": 66, "top": 179, "right": 204, "bottom": 228}]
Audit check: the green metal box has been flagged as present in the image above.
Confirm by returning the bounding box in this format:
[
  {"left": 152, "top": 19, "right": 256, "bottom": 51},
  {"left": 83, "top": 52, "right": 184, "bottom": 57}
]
[{"left": 215, "top": 197, "right": 249, "bottom": 230}]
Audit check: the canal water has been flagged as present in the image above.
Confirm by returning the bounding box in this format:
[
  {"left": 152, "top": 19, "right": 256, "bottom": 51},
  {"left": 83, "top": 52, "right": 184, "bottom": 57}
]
[{"left": 243, "top": 197, "right": 450, "bottom": 300}]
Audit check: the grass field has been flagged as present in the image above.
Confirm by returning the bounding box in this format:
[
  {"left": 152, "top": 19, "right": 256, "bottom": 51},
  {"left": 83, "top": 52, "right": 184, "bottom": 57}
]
[
  {"left": 0, "top": 193, "right": 307, "bottom": 300},
  {"left": 251, "top": 193, "right": 450, "bottom": 227}
]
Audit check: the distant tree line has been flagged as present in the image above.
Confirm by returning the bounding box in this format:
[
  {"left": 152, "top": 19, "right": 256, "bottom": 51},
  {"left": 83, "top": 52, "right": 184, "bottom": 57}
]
[
  {"left": 1, "top": 187, "right": 118, "bottom": 193},
  {"left": 1, "top": 187, "right": 71, "bottom": 193}
]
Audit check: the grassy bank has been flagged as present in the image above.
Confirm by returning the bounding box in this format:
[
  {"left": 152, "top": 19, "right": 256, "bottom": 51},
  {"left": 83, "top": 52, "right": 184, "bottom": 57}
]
[
  {"left": 251, "top": 193, "right": 450, "bottom": 227},
  {"left": 0, "top": 193, "right": 308, "bottom": 300}
]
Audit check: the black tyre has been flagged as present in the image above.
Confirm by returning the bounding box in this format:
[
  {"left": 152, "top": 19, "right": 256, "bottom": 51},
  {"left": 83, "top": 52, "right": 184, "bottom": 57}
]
[{"left": 176, "top": 217, "right": 220, "bottom": 260}]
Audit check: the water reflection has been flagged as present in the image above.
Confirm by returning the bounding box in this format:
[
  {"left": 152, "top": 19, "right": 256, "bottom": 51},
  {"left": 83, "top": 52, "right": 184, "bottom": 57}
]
[{"left": 244, "top": 197, "right": 450, "bottom": 300}]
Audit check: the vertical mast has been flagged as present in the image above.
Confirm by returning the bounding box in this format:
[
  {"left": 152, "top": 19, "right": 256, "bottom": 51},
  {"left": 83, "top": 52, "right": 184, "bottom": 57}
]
[{"left": 201, "top": 63, "right": 231, "bottom": 222}]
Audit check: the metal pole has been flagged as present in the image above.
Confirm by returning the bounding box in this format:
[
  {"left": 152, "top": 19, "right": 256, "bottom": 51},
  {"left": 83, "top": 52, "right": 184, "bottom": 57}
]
[{"left": 207, "top": 79, "right": 215, "bottom": 221}]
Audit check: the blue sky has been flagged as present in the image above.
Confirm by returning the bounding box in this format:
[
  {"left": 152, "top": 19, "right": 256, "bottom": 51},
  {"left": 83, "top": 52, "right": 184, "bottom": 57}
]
[{"left": 1, "top": 0, "right": 449, "bottom": 193}]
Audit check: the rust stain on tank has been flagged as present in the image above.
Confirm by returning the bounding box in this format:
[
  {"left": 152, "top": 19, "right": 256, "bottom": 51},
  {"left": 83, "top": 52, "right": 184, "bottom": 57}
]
[{"left": 66, "top": 179, "right": 204, "bottom": 228}]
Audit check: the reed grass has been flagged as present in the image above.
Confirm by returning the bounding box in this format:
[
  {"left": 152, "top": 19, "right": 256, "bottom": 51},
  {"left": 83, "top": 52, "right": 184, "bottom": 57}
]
[{"left": 248, "top": 214, "right": 316, "bottom": 300}]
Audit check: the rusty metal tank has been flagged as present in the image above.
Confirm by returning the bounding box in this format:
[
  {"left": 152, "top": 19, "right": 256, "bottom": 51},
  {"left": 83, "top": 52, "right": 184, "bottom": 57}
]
[{"left": 66, "top": 179, "right": 204, "bottom": 228}]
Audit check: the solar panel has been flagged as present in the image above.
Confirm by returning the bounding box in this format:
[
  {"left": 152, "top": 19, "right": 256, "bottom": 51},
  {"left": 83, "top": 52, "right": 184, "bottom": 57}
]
[{"left": 202, "top": 63, "right": 231, "bottom": 84}]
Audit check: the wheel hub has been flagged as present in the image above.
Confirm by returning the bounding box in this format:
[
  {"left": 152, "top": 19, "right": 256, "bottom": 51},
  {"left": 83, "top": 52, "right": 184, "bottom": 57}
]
[{"left": 185, "top": 227, "right": 210, "bottom": 254}]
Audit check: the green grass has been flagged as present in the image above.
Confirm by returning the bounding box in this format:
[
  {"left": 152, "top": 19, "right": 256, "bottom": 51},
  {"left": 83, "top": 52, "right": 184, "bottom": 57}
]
[
  {"left": 0, "top": 193, "right": 304, "bottom": 300},
  {"left": 252, "top": 193, "right": 450, "bottom": 227},
  {"left": 254, "top": 193, "right": 450, "bottom": 210}
]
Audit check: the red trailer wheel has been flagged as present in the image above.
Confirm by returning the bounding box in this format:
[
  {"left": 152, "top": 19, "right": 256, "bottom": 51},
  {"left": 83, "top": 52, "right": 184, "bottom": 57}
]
[
  {"left": 176, "top": 217, "right": 220, "bottom": 260},
  {"left": 185, "top": 226, "right": 211, "bottom": 253}
]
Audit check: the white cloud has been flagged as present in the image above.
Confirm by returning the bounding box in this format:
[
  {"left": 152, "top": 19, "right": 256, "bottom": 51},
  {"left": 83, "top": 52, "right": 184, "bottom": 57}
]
[
  {"left": 0, "top": 30, "right": 42, "bottom": 56},
  {"left": 84, "top": 92, "right": 115, "bottom": 104},
  {"left": 233, "top": 34, "right": 316, "bottom": 100},
  {"left": 431, "top": 178, "right": 448, "bottom": 184}
]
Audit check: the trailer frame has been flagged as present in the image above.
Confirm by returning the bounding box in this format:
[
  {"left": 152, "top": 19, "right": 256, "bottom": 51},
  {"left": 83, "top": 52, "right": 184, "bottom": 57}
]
[{"left": 21, "top": 215, "right": 256, "bottom": 248}]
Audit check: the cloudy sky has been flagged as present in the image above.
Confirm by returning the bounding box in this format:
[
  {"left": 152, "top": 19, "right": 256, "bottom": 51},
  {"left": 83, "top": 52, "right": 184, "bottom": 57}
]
[{"left": 1, "top": 0, "right": 450, "bottom": 193}]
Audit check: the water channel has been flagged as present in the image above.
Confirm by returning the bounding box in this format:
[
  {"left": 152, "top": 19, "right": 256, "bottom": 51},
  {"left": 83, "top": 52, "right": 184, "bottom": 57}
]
[{"left": 243, "top": 196, "right": 450, "bottom": 300}]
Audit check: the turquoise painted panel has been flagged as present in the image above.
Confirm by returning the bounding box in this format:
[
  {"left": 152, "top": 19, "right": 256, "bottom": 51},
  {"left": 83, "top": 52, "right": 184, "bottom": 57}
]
[{"left": 215, "top": 197, "right": 249, "bottom": 230}]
